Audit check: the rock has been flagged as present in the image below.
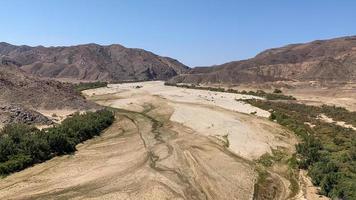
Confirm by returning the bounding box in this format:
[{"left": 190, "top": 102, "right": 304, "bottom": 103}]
[{"left": 0, "top": 104, "right": 53, "bottom": 126}]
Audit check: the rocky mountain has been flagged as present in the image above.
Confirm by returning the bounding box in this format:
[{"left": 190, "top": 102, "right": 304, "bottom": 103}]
[
  {"left": 170, "top": 36, "right": 356, "bottom": 84},
  {"left": 0, "top": 63, "right": 96, "bottom": 110},
  {"left": 0, "top": 42, "right": 189, "bottom": 82}
]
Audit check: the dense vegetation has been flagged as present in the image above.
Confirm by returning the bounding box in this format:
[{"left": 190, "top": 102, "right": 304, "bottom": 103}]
[
  {"left": 320, "top": 105, "right": 356, "bottom": 127},
  {"left": 0, "top": 110, "right": 114, "bottom": 175},
  {"left": 74, "top": 81, "right": 108, "bottom": 92},
  {"left": 164, "top": 82, "right": 296, "bottom": 100},
  {"left": 244, "top": 100, "right": 356, "bottom": 199}
]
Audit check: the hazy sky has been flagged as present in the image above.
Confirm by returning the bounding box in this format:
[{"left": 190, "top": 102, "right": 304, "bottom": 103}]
[{"left": 0, "top": 0, "right": 355, "bottom": 66}]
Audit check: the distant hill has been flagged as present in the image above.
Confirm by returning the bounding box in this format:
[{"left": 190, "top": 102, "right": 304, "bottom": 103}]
[
  {"left": 0, "top": 42, "right": 189, "bottom": 82},
  {"left": 170, "top": 36, "right": 356, "bottom": 84}
]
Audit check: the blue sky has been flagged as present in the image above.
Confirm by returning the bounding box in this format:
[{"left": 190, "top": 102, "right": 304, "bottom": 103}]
[{"left": 0, "top": 0, "right": 355, "bottom": 66}]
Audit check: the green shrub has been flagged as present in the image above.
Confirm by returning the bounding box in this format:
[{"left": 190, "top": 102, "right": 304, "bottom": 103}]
[
  {"left": 0, "top": 154, "right": 32, "bottom": 174},
  {"left": 273, "top": 89, "right": 282, "bottom": 93},
  {"left": 74, "top": 81, "right": 108, "bottom": 92},
  {"left": 164, "top": 82, "right": 296, "bottom": 100},
  {"left": 243, "top": 99, "right": 356, "bottom": 199},
  {"left": 258, "top": 153, "right": 274, "bottom": 167},
  {"left": 0, "top": 109, "right": 114, "bottom": 175}
]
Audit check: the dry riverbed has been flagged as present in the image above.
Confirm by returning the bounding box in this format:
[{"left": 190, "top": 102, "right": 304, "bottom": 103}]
[{"left": 0, "top": 81, "right": 301, "bottom": 200}]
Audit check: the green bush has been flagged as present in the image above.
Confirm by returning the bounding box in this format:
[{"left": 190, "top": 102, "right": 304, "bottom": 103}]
[
  {"left": 0, "top": 109, "right": 114, "bottom": 175},
  {"left": 273, "top": 89, "right": 282, "bottom": 93},
  {"left": 0, "top": 154, "right": 32, "bottom": 175},
  {"left": 74, "top": 81, "right": 108, "bottom": 92},
  {"left": 164, "top": 82, "right": 296, "bottom": 100},
  {"left": 244, "top": 99, "right": 356, "bottom": 199}
]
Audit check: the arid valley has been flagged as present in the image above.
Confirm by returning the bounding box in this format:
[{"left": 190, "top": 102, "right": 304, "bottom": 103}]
[
  {"left": 1, "top": 2, "right": 356, "bottom": 199},
  {"left": 2, "top": 80, "right": 354, "bottom": 199},
  {"left": 0, "top": 81, "right": 296, "bottom": 199}
]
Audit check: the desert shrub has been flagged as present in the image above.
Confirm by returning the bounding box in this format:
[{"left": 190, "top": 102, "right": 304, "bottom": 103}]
[
  {"left": 164, "top": 82, "right": 296, "bottom": 100},
  {"left": 46, "top": 129, "right": 76, "bottom": 155},
  {"left": 269, "top": 112, "right": 277, "bottom": 120},
  {"left": 0, "top": 154, "right": 32, "bottom": 175},
  {"left": 0, "top": 109, "right": 114, "bottom": 175},
  {"left": 74, "top": 81, "right": 108, "bottom": 92},
  {"left": 320, "top": 105, "right": 356, "bottom": 127},
  {"left": 273, "top": 89, "right": 282, "bottom": 93},
  {"left": 244, "top": 99, "right": 356, "bottom": 199},
  {"left": 258, "top": 153, "right": 274, "bottom": 167}
]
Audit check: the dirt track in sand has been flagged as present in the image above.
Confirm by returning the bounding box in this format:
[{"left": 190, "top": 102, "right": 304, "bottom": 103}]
[{"left": 0, "top": 81, "right": 299, "bottom": 200}]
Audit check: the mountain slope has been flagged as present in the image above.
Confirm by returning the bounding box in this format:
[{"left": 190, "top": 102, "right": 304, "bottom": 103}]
[
  {"left": 0, "top": 63, "right": 96, "bottom": 110},
  {"left": 0, "top": 42, "right": 189, "bottom": 82},
  {"left": 170, "top": 36, "right": 356, "bottom": 84}
]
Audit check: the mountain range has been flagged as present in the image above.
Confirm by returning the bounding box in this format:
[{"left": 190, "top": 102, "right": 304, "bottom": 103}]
[
  {"left": 0, "top": 42, "right": 188, "bottom": 82},
  {"left": 170, "top": 36, "right": 356, "bottom": 84},
  {"left": 1, "top": 35, "right": 356, "bottom": 85}
]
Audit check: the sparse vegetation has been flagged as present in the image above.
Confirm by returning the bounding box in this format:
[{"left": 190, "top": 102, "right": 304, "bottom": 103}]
[
  {"left": 245, "top": 99, "right": 356, "bottom": 199},
  {"left": 253, "top": 167, "right": 284, "bottom": 200},
  {"left": 0, "top": 110, "right": 114, "bottom": 175},
  {"left": 222, "top": 134, "right": 230, "bottom": 147},
  {"left": 273, "top": 89, "right": 282, "bottom": 93},
  {"left": 256, "top": 147, "right": 300, "bottom": 199},
  {"left": 164, "top": 82, "right": 296, "bottom": 100},
  {"left": 258, "top": 153, "right": 274, "bottom": 167},
  {"left": 257, "top": 149, "right": 288, "bottom": 167},
  {"left": 287, "top": 154, "right": 300, "bottom": 198},
  {"left": 74, "top": 81, "right": 108, "bottom": 92}
]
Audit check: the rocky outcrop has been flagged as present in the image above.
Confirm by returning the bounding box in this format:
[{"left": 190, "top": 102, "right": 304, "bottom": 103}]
[
  {"left": 0, "top": 105, "right": 53, "bottom": 125},
  {"left": 0, "top": 63, "right": 97, "bottom": 110}
]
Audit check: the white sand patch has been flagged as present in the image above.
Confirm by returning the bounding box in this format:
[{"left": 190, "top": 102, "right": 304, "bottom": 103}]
[
  {"left": 105, "top": 96, "right": 147, "bottom": 112},
  {"left": 83, "top": 81, "right": 296, "bottom": 160},
  {"left": 38, "top": 109, "right": 83, "bottom": 123},
  {"left": 170, "top": 103, "right": 295, "bottom": 160},
  {"left": 83, "top": 81, "right": 270, "bottom": 117},
  {"left": 318, "top": 114, "right": 356, "bottom": 130}
]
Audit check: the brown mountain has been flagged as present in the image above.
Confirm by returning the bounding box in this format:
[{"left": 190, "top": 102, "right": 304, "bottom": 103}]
[
  {"left": 0, "top": 63, "right": 96, "bottom": 110},
  {"left": 170, "top": 36, "right": 356, "bottom": 84},
  {"left": 0, "top": 42, "right": 189, "bottom": 82}
]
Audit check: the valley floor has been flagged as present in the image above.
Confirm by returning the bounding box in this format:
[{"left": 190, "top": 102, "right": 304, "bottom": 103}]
[
  {"left": 0, "top": 81, "right": 311, "bottom": 199},
  {"left": 226, "top": 81, "right": 356, "bottom": 111}
]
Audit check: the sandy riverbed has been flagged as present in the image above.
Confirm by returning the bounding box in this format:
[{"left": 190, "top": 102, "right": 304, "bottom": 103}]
[
  {"left": 0, "top": 81, "right": 299, "bottom": 200},
  {"left": 84, "top": 81, "right": 295, "bottom": 160}
]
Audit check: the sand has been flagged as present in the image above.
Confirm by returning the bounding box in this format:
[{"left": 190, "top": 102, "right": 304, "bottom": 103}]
[
  {"left": 0, "top": 81, "right": 299, "bottom": 200},
  {"left": 169, "top": 103, "right": 295, "bottom": 159},
  {"left": 84, "top": 81, "right": 270, "bottom": 117},
  {"left": 83, "top": 81, "right": 294, "bottom": 160}
]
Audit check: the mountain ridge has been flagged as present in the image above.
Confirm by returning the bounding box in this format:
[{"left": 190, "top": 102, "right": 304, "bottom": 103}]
[
  {"left": 170, "top": 35, "right": 356, "bottom": 84},
  {"left": 0, "top": 42, "right": 189, "bottom": 82}
]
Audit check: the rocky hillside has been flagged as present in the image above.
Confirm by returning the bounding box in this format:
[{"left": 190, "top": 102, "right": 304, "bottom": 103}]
[
  {"left": 0, "top": 63, "right": 96, "bottom": 110},
  {"left": 0, "top": 105, "right": 53, "bottom": 126},
  {"left": 170, "top": 36, "right": 356, "bottom": 84},
  {"left": 0, "top": 42, "right": 189, "bottom": 82}
]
